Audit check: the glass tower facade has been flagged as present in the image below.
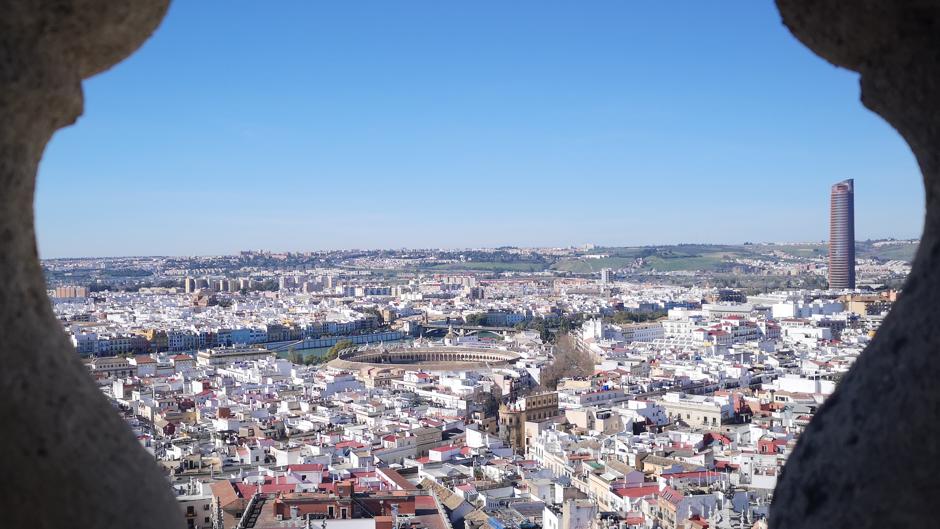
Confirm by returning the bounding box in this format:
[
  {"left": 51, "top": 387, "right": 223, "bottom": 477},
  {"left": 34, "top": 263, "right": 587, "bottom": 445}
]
[{"left": 829, "top": 179, "right": 856, "bottom": 290}]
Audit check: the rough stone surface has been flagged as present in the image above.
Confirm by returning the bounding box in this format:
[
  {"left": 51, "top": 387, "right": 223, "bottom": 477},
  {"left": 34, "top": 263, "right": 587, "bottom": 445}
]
[
  {"left": 771, "top": 2, "right": 940, "bottom": 528},
  {"left": 0, "top": 2, "right": 182, "bottom": 528}
]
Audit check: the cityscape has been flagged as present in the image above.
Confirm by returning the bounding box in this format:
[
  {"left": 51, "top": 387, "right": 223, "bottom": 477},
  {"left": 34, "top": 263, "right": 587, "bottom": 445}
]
[
  {"left": 8, "top": 3, "right": 936, "bottom": 529},
  {"left": 42, "top": 177, "right": 915, "bottom": 529}
]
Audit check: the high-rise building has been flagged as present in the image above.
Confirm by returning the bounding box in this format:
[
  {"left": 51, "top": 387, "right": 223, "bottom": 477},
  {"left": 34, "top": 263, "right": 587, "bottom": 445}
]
[
  {"left": 184, "top": 277, "right": 195, "bottom": 293},
  {"left": 53, "top": 285, "right": 89, "bottom": 299},
  {"left": 829, "top": 178, "right": 856, "bottom": 290}
]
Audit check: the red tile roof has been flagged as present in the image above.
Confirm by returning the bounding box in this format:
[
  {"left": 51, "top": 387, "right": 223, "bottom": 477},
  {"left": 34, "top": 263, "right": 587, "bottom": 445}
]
[
  {"left": 234, "top": 483, "right": 297, "bottom": 497},
  {"left": 660, "top": 486, "right": 684, "bottom": 506},
  {"left": 625, "top": 514, "right": 645, "bottom": 526},
  {"left": 415, "top": 496, "right": 437, "bottom": 510},
  {"left": 614, "top": 485, "right": 659, "bottom": 499},
  {"left": 288, "top": 464, "right": 325, "bottom": 472}
]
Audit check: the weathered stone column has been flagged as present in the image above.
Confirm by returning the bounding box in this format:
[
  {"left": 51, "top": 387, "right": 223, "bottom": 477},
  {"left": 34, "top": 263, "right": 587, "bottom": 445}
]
[
  {"left": 0, "top": 1, "right": 182, "bottom": 528},
  {"left": 771, "top": 2, "right": 940, "bottom": 528}
]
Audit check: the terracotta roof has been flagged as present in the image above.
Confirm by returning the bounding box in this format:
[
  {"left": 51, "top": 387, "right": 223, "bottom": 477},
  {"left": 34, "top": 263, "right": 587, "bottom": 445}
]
[
  {"left": 614, "top": 485, "right": 659, "bottom": 499},
  {"left": 377, "top": 468, "right": 416, "bottom": 491},
  {"left": 625, "top": 514, "right": 645, "bottom": 525},
  {"left": 287, "top": 464, "right": 324, "bottom": 472},
  {"left": 660, "top": 486, "right": 684, "bottom": 506},
  {"left": 415, "top": 496, "right": 437, "bottom": 510},
  {"left": 211, "top": 481, "right": 241, "bottom": 507},
  {"left": 334, "top": 441, "right": 366, "bottom": 450}
]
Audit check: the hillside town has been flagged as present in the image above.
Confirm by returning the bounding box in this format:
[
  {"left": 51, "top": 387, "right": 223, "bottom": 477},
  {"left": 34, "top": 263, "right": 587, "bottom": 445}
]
[{"left": 48, "top": 249, "right": 903, "bottom": 529}]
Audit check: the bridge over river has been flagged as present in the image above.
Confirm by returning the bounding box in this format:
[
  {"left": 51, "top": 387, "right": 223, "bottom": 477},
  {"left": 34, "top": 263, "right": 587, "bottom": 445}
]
[{"left": 416, "top": 322, "right": 517, "bottom": 336}]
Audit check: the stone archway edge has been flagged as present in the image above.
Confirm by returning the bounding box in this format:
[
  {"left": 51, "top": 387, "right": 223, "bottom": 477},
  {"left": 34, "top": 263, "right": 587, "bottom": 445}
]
[
  {"left": 0, "top": 2, "right": 183, "bottom": 528},
  {"left": 771, "top": 2, "right": 940, "bottom": 528}
]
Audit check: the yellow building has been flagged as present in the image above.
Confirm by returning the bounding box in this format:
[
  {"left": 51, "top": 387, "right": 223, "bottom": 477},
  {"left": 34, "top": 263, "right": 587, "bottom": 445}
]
[{"left": 499, "top": 392, "right": 560, "bottom": 453}]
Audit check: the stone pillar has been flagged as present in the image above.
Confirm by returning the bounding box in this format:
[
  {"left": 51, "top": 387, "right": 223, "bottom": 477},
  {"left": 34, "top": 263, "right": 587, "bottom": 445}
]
[
  {"left": 771, "top": 2, "right": 940, "bottom": 528},
  {"left": 0, "top": 2, "right": 182, "bottom": 528}
]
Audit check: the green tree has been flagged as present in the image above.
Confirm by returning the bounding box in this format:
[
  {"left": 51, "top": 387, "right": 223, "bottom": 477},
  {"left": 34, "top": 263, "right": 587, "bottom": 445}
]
[
  {"left": 324, "top": 339, "right": 355, "bottom": 361},
  {"left": 464, "top": 313, "right": 489, "bottom": 326},
  {"left": 287, "top": 348, "right": 303, "bottom": 365},
  {"left": 540, "top": 326, "right": 552, "bottom": 343},
  {"left": 608, "top": 310, "right": 667, "bottom": 325}
]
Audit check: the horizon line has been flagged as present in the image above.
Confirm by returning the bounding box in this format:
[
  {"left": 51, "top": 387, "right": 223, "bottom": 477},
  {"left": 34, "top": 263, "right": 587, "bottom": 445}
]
[{"left": 40, "top": 237, "right": 921, "bottom": 261}]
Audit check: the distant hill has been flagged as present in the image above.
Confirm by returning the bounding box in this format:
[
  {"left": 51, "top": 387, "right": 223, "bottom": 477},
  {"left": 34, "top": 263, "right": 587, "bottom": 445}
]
[
  {"left": 552, "top": 245, "right": 757, "bottom": 273},
  {"left": 857, "top": 240, "right": 918, "bottom": 262},
  {"left": 402, "top": 240, "right": 919, "bottom": 274},
  {"left": 548, "top": 240, "right": 918, "bottom": 274}
]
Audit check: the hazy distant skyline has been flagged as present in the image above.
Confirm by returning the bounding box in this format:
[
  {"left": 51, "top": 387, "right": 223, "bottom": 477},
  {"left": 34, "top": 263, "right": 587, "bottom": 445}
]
[
  {"left": 37, "top": 239, "right": 921, "bottom": 262},
  {"left": 36, "top": 1, "right": 923, "bottom": 258}
]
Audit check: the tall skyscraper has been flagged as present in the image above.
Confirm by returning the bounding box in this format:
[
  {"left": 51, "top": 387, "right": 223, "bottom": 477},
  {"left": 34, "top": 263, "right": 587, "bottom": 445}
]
[{"left": 829, "top": 178, "right": 856, "bottom": 290}]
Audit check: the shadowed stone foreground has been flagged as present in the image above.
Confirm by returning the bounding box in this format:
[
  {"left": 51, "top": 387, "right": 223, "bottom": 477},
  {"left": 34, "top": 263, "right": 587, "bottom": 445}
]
[
  {"left": 770, "top": 1, "right": 940, "bottom": 528},
  {"left": 0, "top": 1, "right": 183, "bottom": 528}
]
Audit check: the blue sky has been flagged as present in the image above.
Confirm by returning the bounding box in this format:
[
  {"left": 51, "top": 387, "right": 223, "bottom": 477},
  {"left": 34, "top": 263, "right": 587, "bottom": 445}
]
[{"left": 36, "top": 1, "right": 923, "bottom": 258}]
